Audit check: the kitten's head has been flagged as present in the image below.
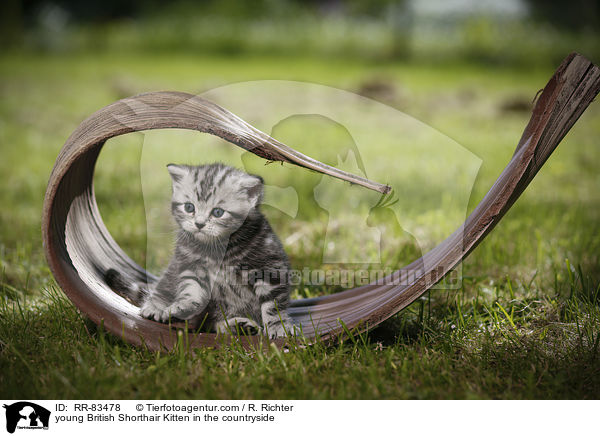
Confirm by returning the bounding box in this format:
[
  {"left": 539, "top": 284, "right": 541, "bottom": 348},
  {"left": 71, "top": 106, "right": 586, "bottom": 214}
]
[{"left": 167, "top": 163, "right": 264, "bottom": 242}]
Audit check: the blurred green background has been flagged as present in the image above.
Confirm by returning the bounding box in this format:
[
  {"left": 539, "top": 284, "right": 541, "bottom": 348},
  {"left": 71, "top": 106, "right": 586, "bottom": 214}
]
[
  {"left": 1, "top": 0, "right": 600, "bottom": 399},
  {"left": 2, "top": 0, "right": 599, "bottom": 65}
]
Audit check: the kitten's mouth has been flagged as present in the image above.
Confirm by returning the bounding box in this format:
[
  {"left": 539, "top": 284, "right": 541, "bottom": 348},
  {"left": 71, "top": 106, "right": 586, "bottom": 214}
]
[{"left": 194, "top": 230, "right": 220, "bottom": 241}]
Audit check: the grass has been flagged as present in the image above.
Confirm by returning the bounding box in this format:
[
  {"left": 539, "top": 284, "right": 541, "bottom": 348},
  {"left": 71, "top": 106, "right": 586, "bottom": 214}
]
[
  {"left": 0, "top": 51, "right": 599, "bottom": 399},
  {"left": 1, "top": 268, "right": 599, "bottom": 399}
]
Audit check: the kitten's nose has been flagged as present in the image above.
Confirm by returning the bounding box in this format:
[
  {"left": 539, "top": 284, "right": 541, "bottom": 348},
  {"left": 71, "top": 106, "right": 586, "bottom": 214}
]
[{"left": 195, "top": 222, "right": 205, "bottom": 230}]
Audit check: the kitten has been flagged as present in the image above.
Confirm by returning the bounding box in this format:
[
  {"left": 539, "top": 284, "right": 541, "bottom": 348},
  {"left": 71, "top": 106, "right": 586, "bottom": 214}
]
[{"left": 105, "top": 163, "right": 293, "bottom": 338}]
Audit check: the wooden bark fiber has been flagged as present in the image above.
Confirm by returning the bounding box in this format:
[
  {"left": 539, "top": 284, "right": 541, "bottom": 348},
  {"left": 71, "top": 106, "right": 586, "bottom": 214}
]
[{"left": 42, "top": 53, "right": 600, "bottom": 350}]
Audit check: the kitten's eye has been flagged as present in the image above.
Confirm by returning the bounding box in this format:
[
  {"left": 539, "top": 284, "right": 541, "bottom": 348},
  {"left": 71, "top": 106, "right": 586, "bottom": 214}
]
[
  {"left": 184, "top": 202, "right": 195, "bottom": 213},
  {"left": 211, "top": 207, "right": 225, "bottom": 218}
]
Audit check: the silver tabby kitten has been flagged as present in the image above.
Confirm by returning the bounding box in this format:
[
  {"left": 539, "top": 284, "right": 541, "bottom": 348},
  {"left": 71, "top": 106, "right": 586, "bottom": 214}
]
[{"left": 106, "top": 163, "right": 293, "bottom": 338}]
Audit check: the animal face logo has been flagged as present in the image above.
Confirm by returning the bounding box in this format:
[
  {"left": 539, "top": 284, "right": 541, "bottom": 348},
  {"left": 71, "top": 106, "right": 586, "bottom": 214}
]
[{"left": 2, "top": 402, "right": 50, "bottom": 433}]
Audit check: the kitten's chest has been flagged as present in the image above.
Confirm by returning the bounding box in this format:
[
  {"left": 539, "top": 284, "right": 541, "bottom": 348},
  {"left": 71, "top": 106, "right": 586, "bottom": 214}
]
[
  {"left": 191, "top": 259, "right": 254, "bottom": 295},
  {"left": 209, "top": 265, "right": 258, "bottom": 317}
]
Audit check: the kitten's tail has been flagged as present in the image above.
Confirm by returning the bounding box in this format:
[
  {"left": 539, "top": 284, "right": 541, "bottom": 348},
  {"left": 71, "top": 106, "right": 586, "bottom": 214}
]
[{"left": 104, "top": 269, "right": 149, "bottom": 306}]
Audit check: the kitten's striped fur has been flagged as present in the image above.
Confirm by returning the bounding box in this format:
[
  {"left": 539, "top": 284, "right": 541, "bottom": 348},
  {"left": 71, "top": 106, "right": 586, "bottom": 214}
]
[{"left": 105, "top": 163, "right": 292, "bottom": 338}]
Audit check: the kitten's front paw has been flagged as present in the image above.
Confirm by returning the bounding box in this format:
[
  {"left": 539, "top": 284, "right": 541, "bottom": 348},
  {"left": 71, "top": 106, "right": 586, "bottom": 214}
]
[
  {"left": 140, "top": 301, "right": 169, "bottom": 323},
  {"left": 216, "top": 317, "right": 261, "bottom": 336},
  {"left": 264, "top": 321, "right": 293, "bottom": 339}
]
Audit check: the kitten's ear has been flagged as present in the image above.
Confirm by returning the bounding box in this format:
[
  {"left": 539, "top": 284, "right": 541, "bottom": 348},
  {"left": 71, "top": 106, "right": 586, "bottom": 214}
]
[
  {"left": 241, "top": 174, "right": 264, "bottom": 207},
  {"left": 166, "top": 164, "right": 188, "bottom": 183}
]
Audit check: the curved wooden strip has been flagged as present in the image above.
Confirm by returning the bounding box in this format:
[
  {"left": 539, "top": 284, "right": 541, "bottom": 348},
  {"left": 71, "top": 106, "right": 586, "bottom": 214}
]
[{"left": 42, "top": 53, "right": 600, "bottom": 350}]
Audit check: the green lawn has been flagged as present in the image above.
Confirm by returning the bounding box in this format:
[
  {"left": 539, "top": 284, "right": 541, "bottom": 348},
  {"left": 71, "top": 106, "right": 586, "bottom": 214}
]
[{"left": 0, "top": 52, "right": 599, "bottom": 399}]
